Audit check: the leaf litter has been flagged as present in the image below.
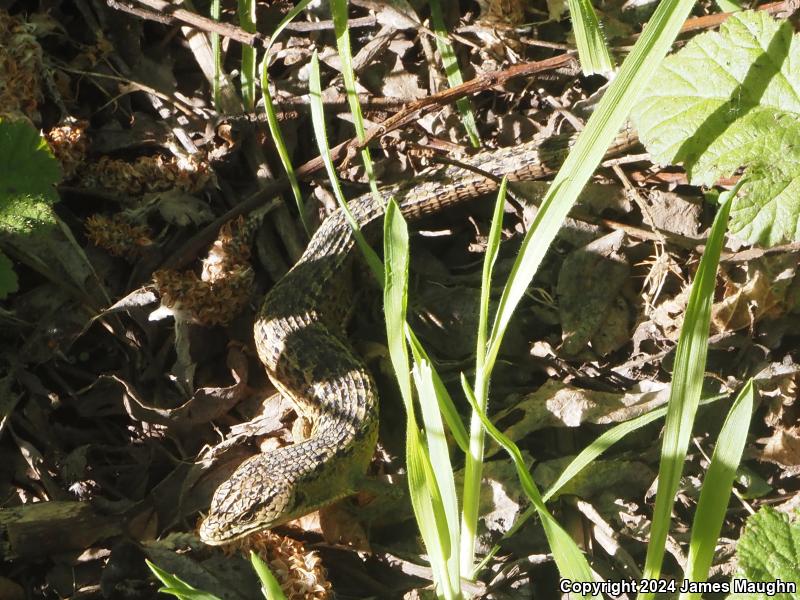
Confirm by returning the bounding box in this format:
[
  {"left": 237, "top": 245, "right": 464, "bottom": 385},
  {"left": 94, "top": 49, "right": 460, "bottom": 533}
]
[{"left": 0, "top": 2, "right": 799, "bottom": 599}]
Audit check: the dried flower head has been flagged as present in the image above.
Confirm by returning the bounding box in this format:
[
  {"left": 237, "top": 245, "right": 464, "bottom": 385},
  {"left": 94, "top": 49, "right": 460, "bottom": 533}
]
[
  {"left": 46, "top": 120, "right": 89, "bottom": 180},
  {"left": 85, "top": 213, "right": 153, "bottom": 259},
  {"left": 80, "top": 154, "right": 211, "bottom": 195},
  {"left": 0, "top": 10, "right": 44, "bottom": 121},
  {"left": 153, "top": 217, "right": 256, "bottom": 326},
  {"left": 224, "top": 530, "right": 332, "bottom": 600}
]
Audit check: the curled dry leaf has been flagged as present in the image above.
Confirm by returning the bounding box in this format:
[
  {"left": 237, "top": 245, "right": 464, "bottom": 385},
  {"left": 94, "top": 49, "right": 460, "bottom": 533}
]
[
  {"left": 712, "top": 254, "right": 797, "bottom": 334},
  {"left": 114, "top": 346, "right": 249, "bottom": 428}
]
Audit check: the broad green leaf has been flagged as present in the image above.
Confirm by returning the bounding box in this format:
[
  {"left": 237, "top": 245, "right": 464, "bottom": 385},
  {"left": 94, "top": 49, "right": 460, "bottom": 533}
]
[
  {"left": 0, "top": 120, "right": 108, "bottom": 304},
  {"left": 632, "top": 11, "right": 800, "bottom": 245},
  {"left": 726, "top": 507, "right": 800, "bottom": 600},
  {"left": 0, "top": 119, "right": 61, "bottom": 235}
]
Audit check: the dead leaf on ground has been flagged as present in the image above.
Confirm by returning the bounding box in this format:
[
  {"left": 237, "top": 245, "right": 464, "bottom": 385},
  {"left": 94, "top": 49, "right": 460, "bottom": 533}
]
[
  {"left": 557, "top": 230, "right": 631, "bottom": 356},
  {"left": 494, "top": 379, "right": 669, "bottom": 446},
  {"left": 712, "top": 254, "right": 797, "bottom": 334},
  {"left": 114, "top": 346, "right": 249, "bottom": 428}
]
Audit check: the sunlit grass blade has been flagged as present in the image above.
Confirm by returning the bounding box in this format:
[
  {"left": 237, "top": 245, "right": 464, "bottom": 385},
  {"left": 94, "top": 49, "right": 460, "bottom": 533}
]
[
  {"left": 459, "top": 178, "right": 506, "bottom": 570},
  {"left": 238, "top": 0, "right": 256, "bottom": 111},
  {"left": 250, "top": 551, "right": 289, "bottom": 600},
  {"left": 412, "top": 356, "right": 461, "bottom": 596},
  {"left": 428, "top": 0, "right": 479, "bottom": 147},
  {"left": 472, "top": 394, "right": 727, "bottom": 576},
  {"left": 407, "top": 328, "right": 470, "bottom": 453},
  {"left": 567, "top": 0, "right": 615, "bottom": 75},
  {"left": 384, "top": 199, "right": 459, "bottom": 600},
  {"left": 145, "top": 559, "right": 221, "bottom": 600},
  {"left": 485, "top": 0, "right": 700, "bottom": 377},
  {"left": 459, "top": 0, "right": 700, "bottom": 570},
  {"left": 461, "top": 375, "right": 599, "bottom": 597},
  {"left": 308, "top": 51, "right": 383, "bottom": 281},
  {"left": 330, "top": 0, "right": 381, "bottom": 199},
  {"left": 259, "top": 0, "right": 316, "bottom": 236},
  {"left": 639, "top": 185, "right": 736, "bottom": 595},
  {"left": 210, "top": 0, "right": 221, "bottom": 109},
  {"left": 680, "top": 380, "right": 754, "bottom": 600}
]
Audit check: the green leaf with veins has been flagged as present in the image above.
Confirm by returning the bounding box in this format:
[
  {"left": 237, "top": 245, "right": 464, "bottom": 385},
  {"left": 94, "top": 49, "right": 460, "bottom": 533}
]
[
  {"left": 0, "top": 119, "right": 60, "bottom": 208},
  {"left": 727, "top": 507, "right": 800, "bottom": 600},
  {"left": 632, "top": 11, "right": 800, "bottom": 246},
  {"left": 0, "top": 118, "right": 61, "bottom": 237}
]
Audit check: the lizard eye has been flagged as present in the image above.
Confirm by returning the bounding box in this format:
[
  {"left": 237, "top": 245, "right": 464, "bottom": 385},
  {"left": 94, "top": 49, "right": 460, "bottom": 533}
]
[{"left": 238, "top": 508, "right": 257, "bottom": 523}]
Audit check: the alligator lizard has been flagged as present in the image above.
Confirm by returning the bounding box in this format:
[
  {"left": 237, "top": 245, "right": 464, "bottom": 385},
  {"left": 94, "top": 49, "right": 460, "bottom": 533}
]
[{"left": 198, "top": 126, "right": 638, "bottom": 545}]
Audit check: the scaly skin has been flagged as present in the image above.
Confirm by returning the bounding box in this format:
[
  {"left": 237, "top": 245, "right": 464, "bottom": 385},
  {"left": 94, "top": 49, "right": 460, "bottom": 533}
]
[{"left": 198, "top": 127, "right": 638, "bottom": 545}]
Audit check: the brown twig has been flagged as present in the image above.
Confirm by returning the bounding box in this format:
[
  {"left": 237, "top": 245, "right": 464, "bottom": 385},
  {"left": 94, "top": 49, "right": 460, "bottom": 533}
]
[{"left": 678, "top": 0, "right": 798, "bottom": 33}]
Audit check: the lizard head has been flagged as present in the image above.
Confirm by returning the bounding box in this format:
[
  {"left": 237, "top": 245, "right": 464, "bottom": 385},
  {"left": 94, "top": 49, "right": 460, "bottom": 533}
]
[{"left": 199, "top": 454, "right": 295, "bottom": 545}]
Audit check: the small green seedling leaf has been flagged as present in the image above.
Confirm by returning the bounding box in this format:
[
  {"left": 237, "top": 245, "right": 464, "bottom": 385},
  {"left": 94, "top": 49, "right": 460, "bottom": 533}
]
[{"left": 145, "top": 560, "right": 223, "bottom": 600}]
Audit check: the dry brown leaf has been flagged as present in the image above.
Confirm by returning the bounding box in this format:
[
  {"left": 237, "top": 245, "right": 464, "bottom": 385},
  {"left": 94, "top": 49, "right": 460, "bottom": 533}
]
[
  {"left": 495, "top": 380, "right": 669, "bottom": 446},
  {"left": 712, "top": 255, "right": 797, "bottom": 334}
]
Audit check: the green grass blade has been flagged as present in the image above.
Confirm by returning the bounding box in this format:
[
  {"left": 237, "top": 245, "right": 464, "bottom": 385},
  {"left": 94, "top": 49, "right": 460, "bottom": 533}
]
[
  {"left": 259, "top": 0, "right": 316, "bottom": 236},
  {"left": 545, "top": 393, "right": 727, "bottom": 503},
  {"left": 567, "top": 0, "right": 615, "bottom": 75},
  {"left": 680, "top": 380, "right": 754, "bottom": 600},
  {"left": 458, "top": 0, "right": 700, "bottom": 570},
  {"left": 639, "top": 186, "right": 735, "bottom": 594},
  {"left": 715, "top": 0, "right": 743, "bottom": 11},
  {"left": 385, "top": 199, "right": 458, "bottom": 599},
  {"left": 308, "top": 51, "right": 383, "bottom": 281},
  {"left": 330, "top": 0, "right": 381, "bottom": 199},
  {"left": 428, "top": 0, "right": 480, "bottom": 147},
  {"left": 412, "top": 356, "right": 462, "bottom": 597},
  {"left": 250, "top": 551, "right": 289, "bottom": 600},
  {"left": 459, "top": 178, "right": 507, "bottom": 570},
  {"left": 210, "top": 0, "right": 221, "bottom": 109},
  {"left": 476, "top": 178, "right": 506, "bottom": 382},
  {"left": 471, "top": 394, "right": 726, "bottom": 576},
  {"left": 238, "top": 0, "right": 256, "bottom": 111},
  {"left": 486, "top": 0, "right": 700, "bottom": 378},
  {"left": 461, "top": 376, "right": 599, "bottom": 597},
  {"left": 407, "top": 327, "right": 470, "bottom": 453}
]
